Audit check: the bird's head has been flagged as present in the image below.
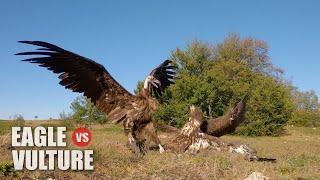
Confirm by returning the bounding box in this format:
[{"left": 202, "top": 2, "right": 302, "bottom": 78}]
[
  {"left": 188, "top": 104, "right": 197, "bottom": 113},
  {"left": 188, "top": 104, "right": 204, "bottom": 122},
  {"left": 143, "top": 75, "right": 161, "bottom": 91},
  {"left": 229, "top": 95, "right": 249, "bottom": 121}
]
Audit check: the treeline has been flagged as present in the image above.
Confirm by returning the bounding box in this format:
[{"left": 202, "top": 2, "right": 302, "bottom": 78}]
[
  {"left": 68, "top": 34, "right": 320, "bottom": 136},
  {"left": 289, "top": 89, "right": 320, "bottom": 127},
  {"left": 60, "top": 96, "right": 107, "bottom": 126}
]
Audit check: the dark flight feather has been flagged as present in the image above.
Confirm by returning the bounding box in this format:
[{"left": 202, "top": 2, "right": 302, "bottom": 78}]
[
  {"left": 149, "top": 59, "right": 177, "bottom": 97},
  {"left": 16, "top": 41, "right": 133, "bottom": 113}
]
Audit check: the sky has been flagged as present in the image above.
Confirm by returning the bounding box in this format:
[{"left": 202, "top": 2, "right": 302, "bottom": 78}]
[{"left": 0, "top": 0, "right": 319, "bottom": 120}]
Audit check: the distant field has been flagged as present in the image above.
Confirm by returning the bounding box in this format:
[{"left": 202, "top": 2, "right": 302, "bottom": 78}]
[
  {"left": 0, "top": 120, "right": 13, "bottom": 135},
  {"left": 0, "top": 120, "right": 319, "bottom": 179}
]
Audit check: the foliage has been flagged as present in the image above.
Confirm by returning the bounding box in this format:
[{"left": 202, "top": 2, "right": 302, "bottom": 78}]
[
  {"left": 0, "top": 163, "right": 15, "bottom": 176},
  {"left": 236, "top": 75, "right": 293, "bottom": 136},
  {"left": 151, "top": 34, "right": 294, "bottom": 136},
  {"left": 70, "top": 96, "right": 107, "bottom": 126},
  {"left": 0, "top": 120, "right": 12, "bottom": 135},
  {"left": 288, "top": 88, "right": 320, "bottom": 127},
  {"left": 134, "top": 81, "right": 144, "bottom": 95},
  {"left": 60, "top": 119, "right": 76, "bottom": 131},
  {"left": 291, "top": 89, "right": 319, "bottom": 111},
  {"left": 59, "top": 110, "right": 72, "bottom": 120},
  {"left": 289, "top": 110, "right": 320, "bottom": 127},
  {"left": 214, "top": 33, "right": 284, "bottom": 77}
]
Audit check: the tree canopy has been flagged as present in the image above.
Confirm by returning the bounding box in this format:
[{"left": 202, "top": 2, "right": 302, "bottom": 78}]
[
  {"left": 288, "top": 88, "right": 320, "bottom": 127},
  {"left": 70, "top": 96, "right": 107, "bottom": 125},
  {"left": 153, "top": 34, "right": 295, "bottom": 136},
  {"left": 68, "top": 34, "right": 319, "bottom": 136}
]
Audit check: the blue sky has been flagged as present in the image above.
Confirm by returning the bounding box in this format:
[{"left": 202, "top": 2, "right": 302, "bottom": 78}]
[{"left": 0, "top": 0, "right": 319, "bottom": 119}]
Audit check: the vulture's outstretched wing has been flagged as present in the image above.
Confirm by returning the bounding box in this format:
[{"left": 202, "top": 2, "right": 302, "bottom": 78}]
[
  {"left": 16, "top": 41, "right": 133, "bottom": 113},
  {"left": 148, "top": 60, "right": 176, "bottom": 97}
]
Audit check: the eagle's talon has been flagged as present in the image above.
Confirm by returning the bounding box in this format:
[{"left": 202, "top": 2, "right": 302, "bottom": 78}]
[
  {"left": 159, "top": 144, "right": 165, "bottom": 153},
  {"left": 136, "top": 140, "right": 147, "bottom": 155}
]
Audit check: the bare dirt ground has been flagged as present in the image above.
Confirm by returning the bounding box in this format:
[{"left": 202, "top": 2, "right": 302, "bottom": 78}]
[{"left": 0, "top": 120, "right": 319, "bottom": 179}]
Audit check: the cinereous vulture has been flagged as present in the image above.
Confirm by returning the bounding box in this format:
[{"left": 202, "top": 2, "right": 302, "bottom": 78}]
[{"left": 16, "top": 41, "right": 176, "bottom": 154}]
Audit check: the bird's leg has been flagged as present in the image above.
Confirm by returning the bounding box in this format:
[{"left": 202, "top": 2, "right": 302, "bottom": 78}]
[
  {"left": 136, "top": 139, "right": 147, "bottom": 155},
  {"left": 124, "top": 120, "right": 141, "bottom": 154},
  {"left": 128, "top": 133, "right": 140, "bottom": 154},
  {"left": 144, "top": 122, "right": 165, "bottom": 153},
  {"left": 158, "top": 144, "right": 165, "bottom": 154},
  {"left": 132, "top": 124, "right": 148, "bottom": 155}
]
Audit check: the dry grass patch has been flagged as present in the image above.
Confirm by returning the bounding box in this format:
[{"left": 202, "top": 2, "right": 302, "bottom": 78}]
[{"left": 0, "top": 121, "right": 319, "bottom": 179}]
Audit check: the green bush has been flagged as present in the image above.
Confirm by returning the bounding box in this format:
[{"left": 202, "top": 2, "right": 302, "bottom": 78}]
[
  {"left": 236, "top": 75, "right": 293, "bottom": 136},
  {"left": 70, "top": 96, "right": 107, "bottom": 126},
  {"left": 152, "top": 35, "right": 294, "bottom": 136},
  {"left": 288, "top": 110, "right": 320, "bottom": 127},
  {"left": 288, "top": 89, "right": 320, "bottom": 127},
  {"left": 59, "top": 119, "right": 76, "bottom": 131},
  {"left": 0, "top": 163, "right": 15, "bottom": 176}
]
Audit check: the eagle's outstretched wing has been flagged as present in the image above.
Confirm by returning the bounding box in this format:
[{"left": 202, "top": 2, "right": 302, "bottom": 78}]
[
  {"left": 16, "top": 41, "right": 133, "bottom": 114},
  {"left": 148, "top": 59, "right": 176, "bottom": 97}
]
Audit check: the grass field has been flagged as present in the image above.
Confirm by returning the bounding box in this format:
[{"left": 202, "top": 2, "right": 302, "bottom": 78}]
[{"left": 0, "top": 120, "right": 319, "bottom": 179}]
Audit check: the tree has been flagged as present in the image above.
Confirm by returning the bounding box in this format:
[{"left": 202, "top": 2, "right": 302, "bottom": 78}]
[
  {"left": 291, "top": 89, "right": 319, "bottom": 112},
  {"left": 70, "top": 96, "right": 107, "bottom": 126},
  {"left": 59, "top": 110, "right": 71, "bottom": 120},
  {"left": 288, "top": 88, "right": 320, "bottom": 127},
  {"left": 152, "top": 34, "right": 294, "bottom": 136},
  {"left": 134, "top": 81, "right": 144, "bottom": 95},
  {"left": 214, "top": 33, "right": 284, "bottom": 77}
]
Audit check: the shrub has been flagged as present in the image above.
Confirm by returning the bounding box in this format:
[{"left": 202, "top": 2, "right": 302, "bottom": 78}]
[
  {"left": 70, "top": 96, "right": 107, "bottom": 126},
  {"left": 152, "top": 35, "right": 294, "bottom": 136},
  {"left": 0, "top": 163, "right": 15, "bottom": 176},
  {"left": 288, "top": 89, "right": 320, "bottom": 127},
  {"left": 288, "top": 110, "right": 320, "bottom": 127},
  {"left": 58, "top": 119, "right": 76, "bottom": 131}
]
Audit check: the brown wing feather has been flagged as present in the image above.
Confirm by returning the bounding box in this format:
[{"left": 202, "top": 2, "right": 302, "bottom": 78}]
[{"left": 16, "top": 41, "right": 134, "bottom": 114}]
